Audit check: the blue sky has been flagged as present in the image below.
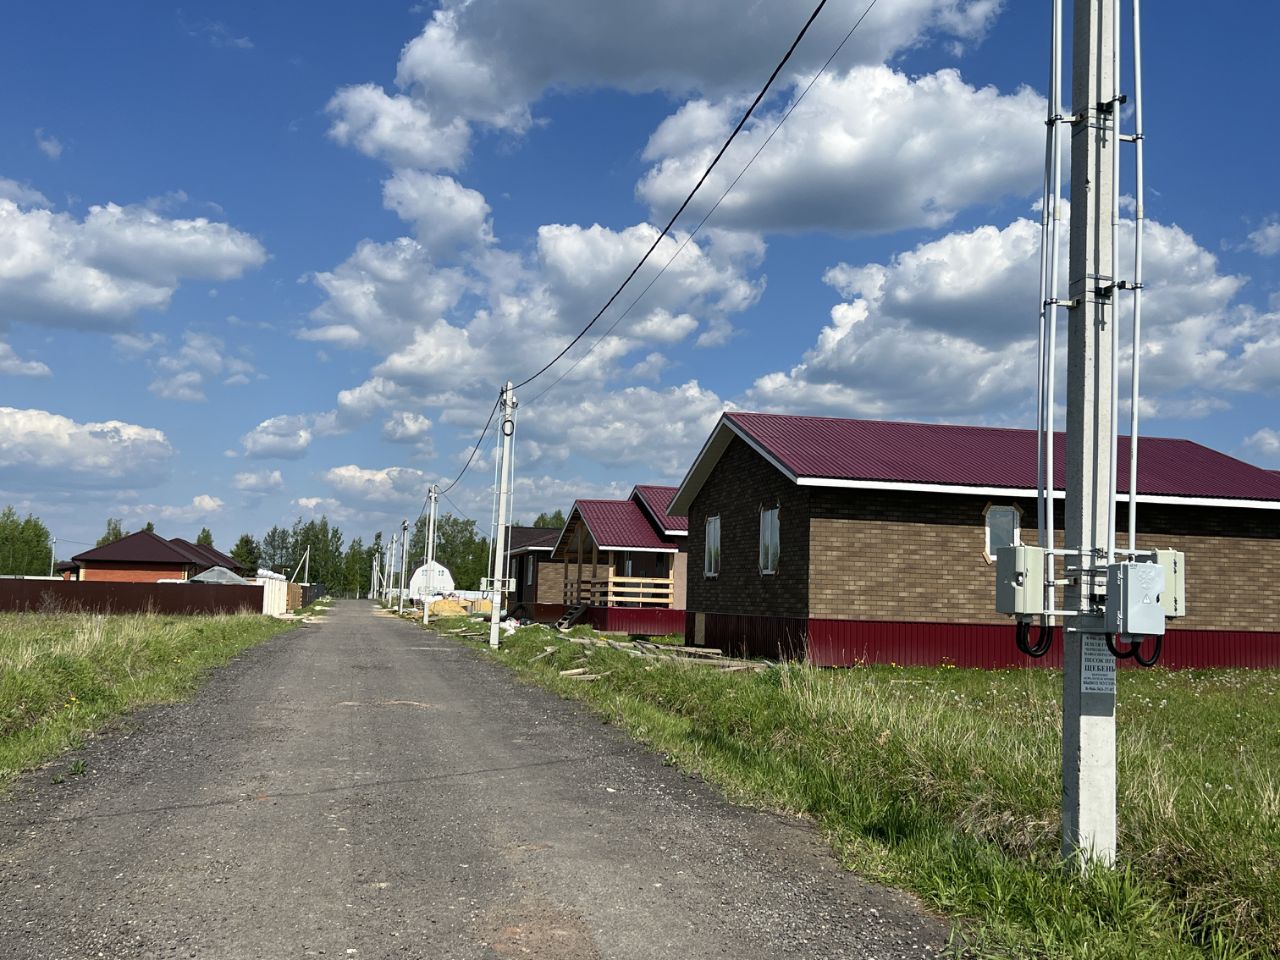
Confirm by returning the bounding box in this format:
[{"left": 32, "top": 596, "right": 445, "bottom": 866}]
[{"left": 2, "top": 1, "right": 1278, "bottom": 556}]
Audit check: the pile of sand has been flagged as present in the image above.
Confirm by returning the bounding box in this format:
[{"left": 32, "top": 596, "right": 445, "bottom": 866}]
[{"left": 429, "top": 598, "right": 469, "bottom": 617}]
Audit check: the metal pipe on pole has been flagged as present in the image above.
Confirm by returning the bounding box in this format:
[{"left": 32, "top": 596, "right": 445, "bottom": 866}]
[
  {"left": 1062, "top": 0, "right": 1119, "bottom": 868},
  {"left": 423, "top": 485, "right": 438, "bottom": 625},
  {"left": 1127, "top": 0, "right": 1146, "bottom": 551},
  {"left": 488, "top": 382, "right": 517, "bottom": 648},
  {"left": 398, "top": 519, "right": 408, "bottom": 614}
]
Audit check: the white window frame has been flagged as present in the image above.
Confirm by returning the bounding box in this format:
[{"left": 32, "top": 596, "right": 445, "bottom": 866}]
[
  {"left": 759, "top": 504, "right": 780, "bottom": 575},
  {"left": 982, "top": 503, "right": 1022, "bottom": 564},
  {"left": 704, "top": 515, "right": 721, "bottom": 577}
]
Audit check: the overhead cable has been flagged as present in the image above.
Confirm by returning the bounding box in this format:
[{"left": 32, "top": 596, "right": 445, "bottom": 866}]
[
  {"left": 524, "top": 0, "right": 881, "bottom": 409},
  {"left": 418, "top": 395, "right": 500, "bottom": 522},
  {"left": 513, "top": 0, "right": 834, "bottom": 391}
]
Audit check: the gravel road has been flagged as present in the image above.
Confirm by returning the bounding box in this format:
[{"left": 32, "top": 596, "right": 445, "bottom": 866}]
[{"left": 0, "top": 600, "right": 949, "bottom": 959}]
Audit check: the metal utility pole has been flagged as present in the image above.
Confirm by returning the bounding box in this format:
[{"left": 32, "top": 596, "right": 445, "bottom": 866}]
[
  {"left": 423, "top": 485, "right": 438, "bottom": 625},
  {"left": 1062, "top": 0, "right": 1119, "bottom": 868},
  {"left": 397, "top": 519, "right": 409, "bottom": 614},
  {"left": 487, "top": 382, "right": 517, "bottom": 648}
]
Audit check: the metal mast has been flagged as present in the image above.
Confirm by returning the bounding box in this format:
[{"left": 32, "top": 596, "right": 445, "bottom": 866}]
[
  {"left": 423, "top": 485, "right": 438, "bottom": 625},
  {"left": 487, "top": 382, "right": 517, "bottom": 648},
  {"left": 397, "top": 519, "right": 409, "bottom": 614},
  {"left": 1062, "top": 0, "right": 1120, "bottom": 867}
]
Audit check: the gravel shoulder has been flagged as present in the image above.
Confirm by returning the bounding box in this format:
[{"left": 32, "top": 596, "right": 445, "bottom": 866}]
[{"left": 0, "top": 600, "right": 948, "bottom": 959}]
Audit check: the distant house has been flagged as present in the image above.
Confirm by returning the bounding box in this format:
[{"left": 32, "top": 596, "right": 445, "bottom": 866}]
[
  {"left": 71, "top": 532, "right": 248, "bottom": 584},
  {"left": 549, "top": 486, "right": 688, "bottom": 634},
  {"left": 505, "top": 526, "right": 564, "bottom": 620},
  {"left": 670, "top": 412, "right": 1280, "bottom": 668}
]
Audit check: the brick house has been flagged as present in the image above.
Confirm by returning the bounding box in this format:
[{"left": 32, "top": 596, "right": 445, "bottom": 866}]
[
  {"left": 505, "top": 526, "right": 564, "bottom": 621},
  {"left": 72, "top": 532, "right": 247, "bottom": 583},
  {"left": 669, "top": 412, "right": 1280, "bottom": 668},
  {"left": 549, "top": 485, "right": 688, "bottom": 634}
]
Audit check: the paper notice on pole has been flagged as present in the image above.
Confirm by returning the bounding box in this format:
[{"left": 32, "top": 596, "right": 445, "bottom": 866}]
[{"left": 1081, "top": 634, "right": 1116, "bottom": 694}]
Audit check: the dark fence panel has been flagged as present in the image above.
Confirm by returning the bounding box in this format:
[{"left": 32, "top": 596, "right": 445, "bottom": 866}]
[
  {"left": 0, "top": 580, "right": 263, "bottom": 615},
  {"left": 301, "top": 583, "right": 328, "bottom": 608}
]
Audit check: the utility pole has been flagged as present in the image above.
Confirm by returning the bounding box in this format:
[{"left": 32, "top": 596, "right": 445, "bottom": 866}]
[
  {"left": 487, "top": 382, "right": 517, "bottom": 648},
  {"left": 303, "top": 544, "right": 310, "bottom": 585},
  {"left": 398, "top": 518, "right": 409, "bottom": 614},
  {"left": 370, "top": 551, "right": 378, "bottom": 600},
  {"left": 423, "top": 485, "right": 438, "bottom": 625},
  {"left": 1062, "top": 0, "right": 1119, "bottom": 868},
  {"left": 383, "top": 536, "right": 394, "bottom": 604},
  {"left": 49, "top": 536, "right": 56, "bottom": 577}
]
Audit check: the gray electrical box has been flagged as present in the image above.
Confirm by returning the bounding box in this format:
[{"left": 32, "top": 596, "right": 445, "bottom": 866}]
[
  {"left": 1155, "top": 548, "right": 1186, "bottom": 618},
  {"left": 996, "top": 545, "right": 1047, "bottom": 616},
  {"left": 1105, "top": 561, "right": 1166, "bottom": 636}
]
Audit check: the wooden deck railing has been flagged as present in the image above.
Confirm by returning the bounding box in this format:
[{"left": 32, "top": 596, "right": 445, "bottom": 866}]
[{"left": 564, "top": 574, "right": 674, "bottom": 608}]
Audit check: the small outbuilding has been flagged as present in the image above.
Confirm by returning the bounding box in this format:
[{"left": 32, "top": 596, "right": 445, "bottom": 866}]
[{"left": 670, "top": 411, "right": 1280, "bottom": 668}]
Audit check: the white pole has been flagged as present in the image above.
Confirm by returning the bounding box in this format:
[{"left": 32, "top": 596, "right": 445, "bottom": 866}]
[
  {"left": 1127, "top": 0, "right": 1145, "bottom": 551},
  {"left": 398, "top": 519, "right": 408, "bottom": 614},
  {"left": 424, "top": 485, "right": 438, "bottom": 625},
  {"left": 1062, "top": 0, "right": 1118, "bottom": 869},
  {"left": 370, "top": 552, "right": 378, "bottom": 600},
  {"left": 1106, "top": 0, "right": 1123, "bottom": 564},
  {"left": 1044, "top": 0, "right": 1064, "bottom": 611},
  {"left": 384, "top": 537, "right": 394, "bottom": 604},
  {"left": 488, "top": 382, "right": 517, "bottom": 648},
  {"left": 49, "top": 536, "right": 56, "bottom": 577},
  {"left": 303, "top": 544, "right": 310, "bottom": 585}
]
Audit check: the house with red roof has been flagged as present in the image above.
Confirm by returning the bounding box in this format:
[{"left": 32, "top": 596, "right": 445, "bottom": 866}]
[
  {"left": 669, "top": 412, "right": 1280, "bottom": 668},
  {"left": 548, "top": 485, "right": 688, "bottom": 634}
]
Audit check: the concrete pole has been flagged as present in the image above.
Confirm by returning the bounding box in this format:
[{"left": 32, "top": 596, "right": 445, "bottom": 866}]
[
  {"left": 424, "top": 486, "right": 438, "bottom": 624},
  {"left": 49, "top": 536, "right": 56, "bottom": 577},
  {"left": 370, "top": 552, "right": 378, "bottom": 600},
  {"left": 1062, "top": 0, "right": 1118, "bottom": 869},
  {"left": 303, "top": 545, "right": 310, "bottom": 586},
  {"left": 384, "top": 537, "right": 394, "bottom": 604},
  {"left": 398, "top": 519, "right": 408, "bottom": 614},
  {"left": 488, "top": 382, "right": 516, "bottom": 648}
]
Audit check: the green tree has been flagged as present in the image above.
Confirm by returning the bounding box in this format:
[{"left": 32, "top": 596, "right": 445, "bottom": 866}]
[
  {"left": 260, "top": 525, "right": 291, "bottom": 572},
  {"left": 196, "top": 527, "right": 214, "bottom": 547},
  {"left": 142, "top": 521, "right": 155, "bottom": 533},
  {"left": 0, "top": 506, "right": 53, "bottom": 575},
  {"left": 432, "top": 514, "right": 489, "bottom": 590},
  {"left": 532, "top": 509, "right": 566, "bottom": 529},
  {"left": 341, "top": 536, "right": 371, "bottom": 598},
  {"left": 288, "top": 516, "right": 344, "bottom": 588},
  {"left": 229, "top": 533, "right": 262, "bottom": 573},
  {"left": 96, "top": 518, "right": 126, "bottom": 547}
]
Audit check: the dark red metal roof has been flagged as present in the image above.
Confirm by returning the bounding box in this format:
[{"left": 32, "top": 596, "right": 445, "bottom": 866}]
[
  {"left": 72, "top": 530, "right": 198, "bottom": 566},
  {"left": 507, "top": 526, "right": 560, "bottom": 552},
  {"left": 169, "top": 539, "right": 240, "bottom": 571},
  {"left": 726, "top": 412, "right": 1280, "bottom": 502},
  {"left": 632, "top": 485, "right": 688, "bottom": 532},
  {"left": 576, "top": 499, "right": 676, "bottom": 550}
]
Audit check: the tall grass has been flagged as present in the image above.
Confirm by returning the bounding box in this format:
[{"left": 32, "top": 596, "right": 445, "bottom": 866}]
[
  {"left": 465, "top": 620, "right": 1279, "bottom": 959},
  {"left": 0, "top": 611, "right": 292, "bottom": 783}
]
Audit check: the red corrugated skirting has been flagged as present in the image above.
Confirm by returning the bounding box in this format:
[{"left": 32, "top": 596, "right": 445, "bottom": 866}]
[
  {"left": 688, "top": 612, "right": 1280, "bottom": 669},
  {"left": 586, "top": 607, "right": 685, "bottom": 636}
]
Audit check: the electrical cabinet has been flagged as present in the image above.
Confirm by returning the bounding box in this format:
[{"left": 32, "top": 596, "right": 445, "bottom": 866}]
[
  {"left": 1105, "top": 561, "right": 1166, "bottom": 636},
  {"left": 1155, "top": 548, "right": 1186, "bottom": 618},
  {"left": 996, "top": 545, "right": 1047, "bottom": 616}
]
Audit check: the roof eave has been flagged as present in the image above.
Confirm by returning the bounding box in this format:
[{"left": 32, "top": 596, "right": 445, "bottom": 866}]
[{"left": 670, "top": 413, "right": 799, "bottom": 516}]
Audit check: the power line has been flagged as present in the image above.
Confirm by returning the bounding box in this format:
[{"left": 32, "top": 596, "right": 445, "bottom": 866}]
[
  {"left": 524, "top": 0, "right": 881, "bottom": 410},
  {"left": 417, "top": 395, "right": 501, "bottom": 522},
  {"left": 439, "top": 490, "right": 477, "bottom": 526},
  {"left": 513, "top": 0, "right": 834, "bottom": 392}
]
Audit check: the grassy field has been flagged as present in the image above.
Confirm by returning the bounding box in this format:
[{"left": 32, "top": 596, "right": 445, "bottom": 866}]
[
  {"left": 0, "top": 610, "right": 295, "bottom": 785},
  {"left": 436, "top": 617, "right": 1279, "bottom": 959}
]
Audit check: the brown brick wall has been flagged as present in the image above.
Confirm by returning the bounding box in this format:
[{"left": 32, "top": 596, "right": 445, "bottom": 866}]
[
  {"left": 807, "top": 491, "right": 1280, "bottom": 632},
  {"left": 672, "top": 551, "right": 687, "bottom": 609},
  {"left": 80, "top": 563, "right": 192, "bottom": 583},
  {"left": 687, "top": 436, "right": 809, "bottom": 618},
  {"left": 534, "top": 558, "right": 566, "bottom": 605}
]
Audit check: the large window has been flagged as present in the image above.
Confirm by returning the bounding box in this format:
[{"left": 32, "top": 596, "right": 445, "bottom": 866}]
[
  {"left": 704, "top": 515, "right": 721, "bottom": 577},
  {"left": 983, "top": 504, "right": 1020, "bottom": 562},
  {"left": 759, "top": 505, "right": 780, "bottom": 574},
  {"left": 525, "top": 554, "right": 535, "bottom": 586}
]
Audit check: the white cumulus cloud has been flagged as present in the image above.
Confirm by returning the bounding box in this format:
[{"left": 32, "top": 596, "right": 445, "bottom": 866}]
[
  {"left": 241, "top": 415, "right": 314, "bottom": 460},
  {"left": 0, "top": 406, "right": 173, "bottom": 488},
  {"left": 233, "top": 469, "right": 284, "bottom": 494}
]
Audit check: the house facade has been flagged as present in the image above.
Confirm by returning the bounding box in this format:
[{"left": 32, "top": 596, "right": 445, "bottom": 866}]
[
  {"left": 549, "top": 485, "right": 688, "bottom": 634},
  {"left": 670, "top": 412, "right": 1280, "bottom": 668},
  {"left": 72, "top": 531, "right": 247, "bottom": 583},
  {"left": 505, "top": 526, "right": 565, "bottom": 621}
]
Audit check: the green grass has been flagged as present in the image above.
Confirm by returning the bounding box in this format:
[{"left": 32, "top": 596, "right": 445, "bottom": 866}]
[
  {"left": 438, "top": 618, "right": 1280, "bottom": 959},
  {"left": 0, "top": 610, "right": 294, "bottom": 785}
]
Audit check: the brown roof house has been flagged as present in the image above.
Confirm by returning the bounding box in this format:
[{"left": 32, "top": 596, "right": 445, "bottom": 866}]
[
  {"left": 549, "top": 485, "right": 688, "bottom": 635},
  {"left": 670, "top": 412, "right": 1280, "bottom": 668},
  {"left": 505, "top": 526, "right": 564, "bottom": 621},
  {"left": 72, "top": 532, "right": 247, "bottom": 583}
]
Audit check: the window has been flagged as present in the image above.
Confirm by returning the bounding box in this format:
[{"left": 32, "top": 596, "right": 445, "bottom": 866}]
[
  {"left": 759, "top": 505, "right": 780, "bottom": 574},
  {"left": 525, "top": 554, "right": 535, "bottom": 586},
  {"left": 983, "top": 504, "right": 1021, "bottom": 562},
  {"left": 704, "top": 515, "right": 721, "bottom": 577}
]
